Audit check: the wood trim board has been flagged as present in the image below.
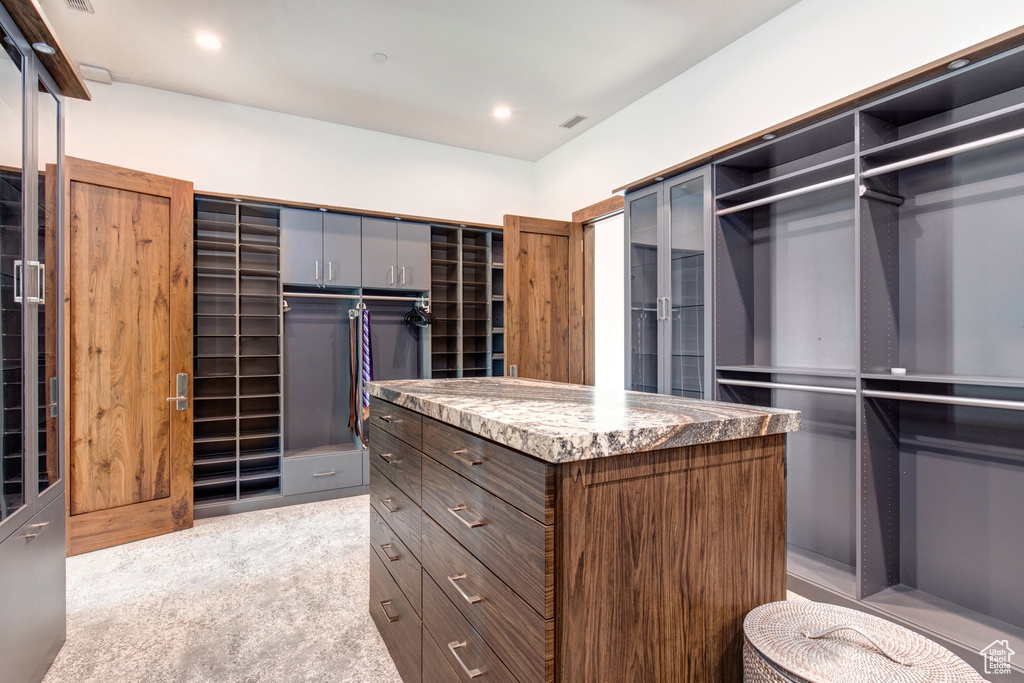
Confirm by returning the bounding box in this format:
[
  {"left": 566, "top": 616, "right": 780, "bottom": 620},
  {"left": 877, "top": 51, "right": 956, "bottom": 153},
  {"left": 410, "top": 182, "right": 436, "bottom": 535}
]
[
  {"left": 572, "top": 195, "right": 624, "bottom": 224},
  {"left": 0, "top": 0, "right": 90, "bottom": 99}
]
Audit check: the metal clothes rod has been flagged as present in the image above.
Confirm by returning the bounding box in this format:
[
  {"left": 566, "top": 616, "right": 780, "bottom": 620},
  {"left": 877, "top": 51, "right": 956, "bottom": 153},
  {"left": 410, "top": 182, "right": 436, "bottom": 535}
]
[
  {"left": 283, "top": 292, "right": 429, "bottom": 303},
  {"left": 862, "top": 389, "right": 1024, "bottom": 411},
  {"left": 862, "top": 126, "right": 1024, "bottom": 178},
  {"left": 716, "top": 175, "right": 855, "bottom": 216},
  {"left": 717, "top": 378, "right": 856, "bottom": 396}
]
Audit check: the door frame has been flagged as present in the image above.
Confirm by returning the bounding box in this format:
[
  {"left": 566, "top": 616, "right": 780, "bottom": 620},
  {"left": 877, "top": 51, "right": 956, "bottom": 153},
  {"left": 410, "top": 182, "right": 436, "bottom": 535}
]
[
  {"left": 622, "top": 184, "right": 663, "bottom": 393},
  {"left": 63, "top": 157, "right": 194, "bottom": 556}
]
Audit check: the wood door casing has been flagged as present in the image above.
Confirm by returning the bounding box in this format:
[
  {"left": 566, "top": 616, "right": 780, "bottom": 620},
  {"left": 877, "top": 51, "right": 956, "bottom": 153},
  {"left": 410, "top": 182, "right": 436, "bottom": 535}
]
[
  {"left": 63, "top": 158, "right": 193, "bottom": 555},
  {"left": 504, "top": 215, "right": 584, "bottom": 384}
]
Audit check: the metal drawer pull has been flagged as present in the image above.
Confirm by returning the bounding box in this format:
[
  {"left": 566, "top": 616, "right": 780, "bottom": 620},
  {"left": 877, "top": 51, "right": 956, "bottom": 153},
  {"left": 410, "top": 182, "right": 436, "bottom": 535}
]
[
  {"left": 447, "top": 574, "right": 483, "bottom": 604},
  {"left": 447, "top": 641, "right": 484, "bottom": 678},
  {"left": 380, "top": 543, "right": 400, "bottom": 562},
  {"left": 22, "top": 522, "right": 50, "bottom": 539},
  {"left": 379, "top": 452, "right": 398, "bottom": 464},
  {"left": 378, "top": 415, "right": 395, "bottom": 423},
  {"left": 379, "top": 600, "right": 399, "bottom": 623},
  {"left": 451, "top": 448, "right": 482, "bottom": 466},
  {"left": 313, "top": 471, "right": 336, "bottom": 478},
  {"left": 379, "top": 498, "right": 399, "bottom": 513},
  {"left": 447, "top": 504, "right": 485, "bottom": 529}
]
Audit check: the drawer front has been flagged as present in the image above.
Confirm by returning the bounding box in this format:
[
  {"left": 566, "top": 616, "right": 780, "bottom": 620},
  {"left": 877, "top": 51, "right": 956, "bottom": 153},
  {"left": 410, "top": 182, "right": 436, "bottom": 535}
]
[
  {"left": 370, "top": 397, "right": 422, "bottom": 450},
  {"left": 369, "top": 424, "right": 422, "bottom": 505},
  {"left": 422, "top": 417, "right": 549, "bottom": 524},
  {"left": 421, "top": 456, "right": 548, "bottom": 616},
  {"left": 370, "top": 549, "right": 422, "bottom": 683},
  {"left": 422, "top": 629, "right": 461, "bottom": 683},
  {"left": 421, "top": 513, "right": 547, "bottom": 683},
  {"left": 423, "top": 574, "right": 516, "bottom": 683},
  {"left": 371, "top": 507, "right": 422, "bottom": 617},
  {"left": 282, "top": 450, "right": 363, "bottom": 496},
  {"left": 370, "top": 464, "right": 421, "bottom": 560}
]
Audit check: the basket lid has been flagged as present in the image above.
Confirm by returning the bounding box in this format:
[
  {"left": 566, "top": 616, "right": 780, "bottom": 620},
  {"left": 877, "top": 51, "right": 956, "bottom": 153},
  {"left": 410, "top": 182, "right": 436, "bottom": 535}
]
[{"left": 744, "top": 602, "right": 983, "bottom": 682}]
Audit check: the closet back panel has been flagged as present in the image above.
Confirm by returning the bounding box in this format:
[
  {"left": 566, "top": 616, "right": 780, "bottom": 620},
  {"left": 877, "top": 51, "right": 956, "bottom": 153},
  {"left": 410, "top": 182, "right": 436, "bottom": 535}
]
[
  {"left": 284, "top": 299, "right": 358, "bottom": 456},
  {"left": 896, "top": 140, "right": 1024, "bottom": 378},
  {"left": 368, "top": 300, "right": 425, "bottom": 381}
]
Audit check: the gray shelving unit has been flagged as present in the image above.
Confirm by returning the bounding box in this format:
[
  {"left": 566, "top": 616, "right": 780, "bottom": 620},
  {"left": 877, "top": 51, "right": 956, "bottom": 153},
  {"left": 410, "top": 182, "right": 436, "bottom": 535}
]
[
  {"left": 193, "top": 198, "right": 283, "bottom": 510},
  {"left": 700, "top": 44, "right": 1024, "bottom": 677},
  {"left": 429, "top": 226, "right": 504, "bottom": 378}
]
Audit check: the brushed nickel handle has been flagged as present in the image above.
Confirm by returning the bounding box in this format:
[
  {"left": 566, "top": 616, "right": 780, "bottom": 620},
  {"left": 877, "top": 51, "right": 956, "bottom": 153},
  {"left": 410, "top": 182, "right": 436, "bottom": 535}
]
[
  {"left": 379, "top": 600, "right": 399, "bottom": 623},
  {"left": 313, "top": 471, "right": 336, "bottom": 478},
  {"left": 315, "top": 260, "right": 320, "bottom": 283},
  {"left": 31, "top": 262, "right": 45, "bottom": 303},
  {"left": 447, "top": 573, "right": 482, "bottom": 604},
  {"left": 13, "top": 260, "right": 21, "bottom": 303},
  {"left": 378, "top": 452, "right": 398, "bottom": 464},
  {"left": 447, "top": 641, "right": 484, "bottom": 678},
  {"left": 378, "top": 415, "right": 395, "bottom": 424},
  {"left": 328, "top": 261, "right": 333, "bottom": 282},
  {"left": 379, "top": 498, "right": 399, "bottom": 514},
  {"left": 22, "top": 522, "right": 50, "bottom": 539},
  {"left": 388, "top": 265, "right": 394, "bottom": 285},
  {"left": 400, "top": 266, "right": 406, "bottom": 286},
  {"left": 166, "top": 373, "right": 189, "bottom": 410},
  {"left": 380, "top": 543, "right": 400, "bottom": 562},
  {"left": 451, "top": 448, "right": 482, "bottom": 466},
  {"left": 447, "top": 504, "right": 485, "bottom": 529},
  {"left": 166, "top": 396, "right": 187, "bottom": 402}
]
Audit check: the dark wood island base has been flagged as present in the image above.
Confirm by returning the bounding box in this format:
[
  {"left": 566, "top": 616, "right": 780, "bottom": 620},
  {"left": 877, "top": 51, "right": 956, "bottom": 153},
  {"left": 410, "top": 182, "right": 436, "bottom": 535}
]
[{"left": 365, "top": 379, "right": 798, "bottom": 683}]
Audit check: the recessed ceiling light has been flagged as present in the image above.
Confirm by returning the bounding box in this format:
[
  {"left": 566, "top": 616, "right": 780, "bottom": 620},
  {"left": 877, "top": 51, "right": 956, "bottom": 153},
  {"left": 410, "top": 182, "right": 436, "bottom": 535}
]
[
  {"left": 372, "top": 53, "right": 388, "bottom": 63},
  {"left": 493, "top": 106, "right": 511, "bottom": 119},
  {"left": 32, "top": 42, "right": 56, "bottom": 54},
  {"left": 762, "top": 133, "right": 777, "bottom": 140},
  {"left": 196, "top": 33, "right": 221, "bottom": 50},
  {"left": 947, "top": 58, "right": 970, "bottom": 70},
  {"left": 654, "top": 176, "right": 665, "bottom": 181}
]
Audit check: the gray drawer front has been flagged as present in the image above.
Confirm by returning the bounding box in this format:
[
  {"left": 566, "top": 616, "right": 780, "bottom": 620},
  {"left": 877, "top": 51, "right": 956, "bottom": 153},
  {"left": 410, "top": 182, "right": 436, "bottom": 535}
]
[{"left": 283, "top": 451, "right": 363, "bottom": 496}]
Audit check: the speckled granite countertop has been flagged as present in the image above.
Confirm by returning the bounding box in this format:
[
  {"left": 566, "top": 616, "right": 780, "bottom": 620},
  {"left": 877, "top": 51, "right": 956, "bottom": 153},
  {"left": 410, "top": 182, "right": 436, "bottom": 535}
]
[{"left": 366, "top": 378, "right": 799, "bottom": 463}]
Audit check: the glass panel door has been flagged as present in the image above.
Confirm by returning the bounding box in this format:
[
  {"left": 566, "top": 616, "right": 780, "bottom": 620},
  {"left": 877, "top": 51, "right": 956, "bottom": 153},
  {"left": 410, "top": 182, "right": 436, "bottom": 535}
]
[
  {"left": 626, "top": 187, "right": 661, "bottom": 393},
  {"left": 666, "top": 173, "right": 710, "bottom": 398},
  {"left": 0, "top": 25, "right": 25, "bottom": 526}
]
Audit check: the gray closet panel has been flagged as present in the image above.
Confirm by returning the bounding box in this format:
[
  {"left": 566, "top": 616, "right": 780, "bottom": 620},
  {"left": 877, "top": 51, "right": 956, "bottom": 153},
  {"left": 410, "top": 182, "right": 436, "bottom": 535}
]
[
  {"left": 361, "top": 218, "right": 398, "bottom": 288},
  {"left": 281, "top": 208, "right": 323, "bottom": 287},
  {"left": 397, "top": 222, "right": 431, "bottom": 290},
  {"left": 367, "top": 300, "right": 424, "bottom": 381},
  {"left": 323, "top": 213, "right": 362, "bottom": 287}
]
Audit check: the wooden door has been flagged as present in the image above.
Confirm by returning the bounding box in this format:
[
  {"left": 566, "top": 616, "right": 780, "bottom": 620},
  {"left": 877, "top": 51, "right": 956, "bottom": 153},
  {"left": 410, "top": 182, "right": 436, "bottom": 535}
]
[
  {"left": 64, "top": 158, "right": 193, "bottom": 556},
  {"left": 504, "top": 215, "right": 584, "bottom": 383}
]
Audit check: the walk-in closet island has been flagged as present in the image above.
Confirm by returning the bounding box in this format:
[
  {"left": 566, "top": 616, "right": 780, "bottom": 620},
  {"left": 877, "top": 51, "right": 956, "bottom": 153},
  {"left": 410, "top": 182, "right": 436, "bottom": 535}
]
[{"left": 364, "top": 378, "right": 799, "bottom": 682}]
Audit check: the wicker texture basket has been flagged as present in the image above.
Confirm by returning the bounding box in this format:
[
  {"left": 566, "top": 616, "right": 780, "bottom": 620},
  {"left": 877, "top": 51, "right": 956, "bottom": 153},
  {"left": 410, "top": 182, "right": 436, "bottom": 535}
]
[{"left": 743, "top": 602, "right": 984, "bottom": 682}]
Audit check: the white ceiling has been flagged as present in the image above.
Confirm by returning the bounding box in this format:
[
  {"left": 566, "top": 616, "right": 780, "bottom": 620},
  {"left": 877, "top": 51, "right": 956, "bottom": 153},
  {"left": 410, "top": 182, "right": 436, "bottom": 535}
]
[{"left": 39, "top": 0, "right": 801, "bottom": 161}]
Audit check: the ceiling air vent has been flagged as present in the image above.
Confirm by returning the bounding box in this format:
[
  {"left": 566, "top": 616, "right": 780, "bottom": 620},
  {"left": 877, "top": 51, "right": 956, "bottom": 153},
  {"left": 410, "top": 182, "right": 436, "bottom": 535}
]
[
  {"left": 65, "top": 0, "right": 95, "bottom": 13},
  {"left": 559, "top": 114, "right": 588, "bottom": 130}
]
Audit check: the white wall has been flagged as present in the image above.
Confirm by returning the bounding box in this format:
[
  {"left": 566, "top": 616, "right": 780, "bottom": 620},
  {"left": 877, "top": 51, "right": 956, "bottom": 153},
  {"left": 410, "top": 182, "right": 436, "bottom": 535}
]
[
  {"left": 533, "top": 0, "right": 1024, "bottom": 218},
  {"left": 65, "top": 84, "right": 536, "bottom": 227},
  {"left": 592, "top": 214, "right": 625, "bottom": 389}
]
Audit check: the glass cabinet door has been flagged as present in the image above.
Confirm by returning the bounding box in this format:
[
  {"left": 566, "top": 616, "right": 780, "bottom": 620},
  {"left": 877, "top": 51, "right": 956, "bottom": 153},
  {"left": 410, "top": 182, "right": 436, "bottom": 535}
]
[
  {"left": 666, "top": 173, "right": 711, "bottom": 398},
  {"left": 626, "top": 187, "right": 661, "bottom": 393}
]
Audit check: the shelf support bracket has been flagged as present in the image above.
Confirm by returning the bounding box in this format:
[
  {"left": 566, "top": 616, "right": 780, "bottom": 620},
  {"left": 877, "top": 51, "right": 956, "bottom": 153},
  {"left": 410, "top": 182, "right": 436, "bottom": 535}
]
[{"left": 859, "top": 184, "right": 904, "bottom": 206}]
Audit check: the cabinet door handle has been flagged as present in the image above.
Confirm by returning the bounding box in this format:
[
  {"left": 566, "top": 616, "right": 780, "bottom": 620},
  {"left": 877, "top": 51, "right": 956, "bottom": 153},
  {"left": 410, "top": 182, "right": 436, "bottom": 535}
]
[
  {"left": 379, "top": 600, "right": 399, "bottom": 623},
  {"left": 388, "top": 265, "right": 394, "bottom": 285},
  {"left": 400, "top": 266, "right": 406, "bottom": 286},
  {"left": 378, "top": 415, "right": 395, "bottom": 424},
  {"left": 447, "top": 504, "right": 485, "bottom": 529},
  {"left": 22, "top": 522, "right": 50, "bottom": 539},
  {"left": 379, "top": 498, "right": 399, "bottom": 513},
  {"left": 328, "top": 261, "right": 333, "bottom": 282},
  {"left": 315, "top": 260, "right": 320, "bottom": 283},
  {"left": 313, "top": 471, "right": 336, "bottom": 478},
  {"left": 451, "top": 449, "right": 482, "bottom": 466},
  {"left": 380, "top": 543, "right": 400, "bottom": 562},
  {"left": 378, "top": 452, "right": 398, "bottom": 464},
  {"left": 447, "top": 641, "right": 484, "bottom": 678},
  {"left": 447, "top": 573, "right": 483, "bottom": 604},
  {"left": 13, "top": 260, "right": 22, "bottom": 303}
]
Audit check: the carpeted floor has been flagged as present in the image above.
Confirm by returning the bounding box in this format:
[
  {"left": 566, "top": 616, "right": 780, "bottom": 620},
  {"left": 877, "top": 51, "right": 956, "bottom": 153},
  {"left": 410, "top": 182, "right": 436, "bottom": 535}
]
[{"left": 43, "top": 495, "right": 401, "bottom": 683}]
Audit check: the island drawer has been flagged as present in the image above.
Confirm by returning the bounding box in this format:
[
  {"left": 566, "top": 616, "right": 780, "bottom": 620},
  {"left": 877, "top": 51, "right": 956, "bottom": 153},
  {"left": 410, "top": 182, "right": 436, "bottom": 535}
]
[
  {"left": 369, "top": 397, "right": 422, "bottom": 450},
  {"left": 421, "top": 454, "right": 549, "bottom": 617},
  {"left": 370, "top": 464, "right": 421, "bottom": 560},
  {"left": 369, "top": 424, "right": 422, "bottom": 505},
  {"left": 423, "top": 574, "right": 517, "bottom": 683},
  {"left": 422, "top": 416, "right": 550, "bottom": 524},
  {"left": 371, "top": 507, "right": 422, "bottom": 618},
  {"left": 370, "top": 550, "right": 422, "bottom": 683},
  {"left": 422, "top": 629, "right": 461, "bottom": 683},
  {"left": 421, "top": 512, "right": 548, "bottom": 682}
]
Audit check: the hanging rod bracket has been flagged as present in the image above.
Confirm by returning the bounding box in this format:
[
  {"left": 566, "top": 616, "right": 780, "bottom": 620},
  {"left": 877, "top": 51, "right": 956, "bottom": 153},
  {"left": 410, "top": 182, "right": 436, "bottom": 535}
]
[{"left": 859, "top": 184, "right": 905, "bottom": 206}]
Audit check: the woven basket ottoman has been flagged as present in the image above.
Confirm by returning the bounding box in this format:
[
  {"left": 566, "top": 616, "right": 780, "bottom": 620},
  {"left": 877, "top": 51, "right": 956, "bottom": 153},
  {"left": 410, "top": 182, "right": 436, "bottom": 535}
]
[{"left": 743, "top": 602, "right": 984, "bottom": 682}]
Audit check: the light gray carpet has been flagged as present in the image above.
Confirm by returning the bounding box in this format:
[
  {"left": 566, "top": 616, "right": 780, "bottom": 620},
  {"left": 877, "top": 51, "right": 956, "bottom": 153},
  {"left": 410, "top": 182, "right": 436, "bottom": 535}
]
[{"left": 43, "top": 495, "right": 402, "bottom": 683}]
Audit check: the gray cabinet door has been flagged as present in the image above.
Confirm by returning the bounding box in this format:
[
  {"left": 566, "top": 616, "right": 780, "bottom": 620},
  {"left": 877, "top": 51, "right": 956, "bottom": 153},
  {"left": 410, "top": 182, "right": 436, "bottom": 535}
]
[
  {"left": 322, "top": 212, "right": 362, "bottom": 287},
  {"left": 361, "top": 217, "right": 398, "bottom": 288},
  {"left": 396, "top": 222, "right": 431, "bottom": 290},
  {"left": 281, "top": 208, "right": 323, "bottom": 286}
]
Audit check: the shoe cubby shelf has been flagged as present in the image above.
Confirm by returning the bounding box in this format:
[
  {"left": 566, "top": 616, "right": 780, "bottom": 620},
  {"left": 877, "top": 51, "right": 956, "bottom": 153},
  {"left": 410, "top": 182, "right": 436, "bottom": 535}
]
[
  {"left": 430, "top": 227, "right": 505, "bottom": 378},
  {"left": 193, "top": 198, "right": 283, "bottom": 508},
  {"left": 703, "top": 43, "right": 1024, "bottom": 671}
]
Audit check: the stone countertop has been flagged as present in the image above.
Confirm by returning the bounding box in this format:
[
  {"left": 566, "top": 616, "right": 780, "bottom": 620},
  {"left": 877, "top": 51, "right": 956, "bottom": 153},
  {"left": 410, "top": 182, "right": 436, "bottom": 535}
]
[{"left": 365, "top": 378, "right": 799, "bottom": 463}]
